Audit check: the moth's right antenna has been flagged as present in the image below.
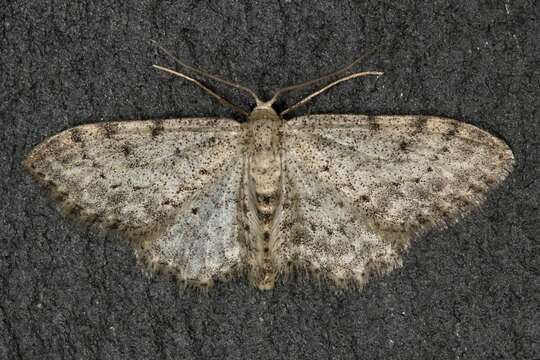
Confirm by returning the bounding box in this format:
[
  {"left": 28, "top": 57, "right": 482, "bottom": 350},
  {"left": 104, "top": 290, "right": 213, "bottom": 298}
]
[
  {"left": 280, "top": 71, "right": 383, "bottom": 116},
  {"left": 269, "top": 53, "right": 373, "bottom": 104},
  {"left": 150, "top": 40, "right": 262, "bottom": 105}
]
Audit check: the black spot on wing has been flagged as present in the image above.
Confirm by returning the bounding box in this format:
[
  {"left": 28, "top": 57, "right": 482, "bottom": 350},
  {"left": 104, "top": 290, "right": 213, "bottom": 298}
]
[
  {"left": 101, "top": 123, "right": 119, "bottom": 138},
  {"left": 121, "top": 144, "right": 131, "bottom": 156},
  {"left": 413, "top": 116, "right": 428, "bottom": 134},
  {"left": 70, "top": 129, "right": 83, "bottom": 143},
  {"left": 151, "top": 120, "right": 164, "bottom": 138},
  {"left": 443, "top": 122, "right": 459, "bottom": 140},
  {"left": 368, "top": 116, "right": 380, "bottom": 131},
  {"left": 398, "top": 141, "right": 410, "bottom": 152},
  {"left": 360, "top": 194, "right": 370, "bottom": 202}
]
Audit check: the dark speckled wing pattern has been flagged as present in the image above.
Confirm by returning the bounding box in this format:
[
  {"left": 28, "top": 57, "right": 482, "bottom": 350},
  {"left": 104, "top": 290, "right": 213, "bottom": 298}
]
[
  {"left": 276, "top": 114, "right": 514, "bottom": 285},
  {"left": 24, "top": 118, "right": 246, "bottom": 285}
]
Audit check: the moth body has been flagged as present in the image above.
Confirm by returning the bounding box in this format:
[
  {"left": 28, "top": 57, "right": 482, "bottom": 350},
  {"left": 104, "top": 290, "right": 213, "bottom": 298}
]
[{"left": 246, "top": 104, "right": 284, "bottom": 289}]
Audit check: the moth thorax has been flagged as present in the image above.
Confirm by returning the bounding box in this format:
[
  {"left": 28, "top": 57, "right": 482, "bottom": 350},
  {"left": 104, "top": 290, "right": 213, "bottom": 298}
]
[
  {"left": 248, "top": 106, "right": 283, "bottom": 219},
  {"left": 250, "top": 153, "right": 281, "bottom": 216}
]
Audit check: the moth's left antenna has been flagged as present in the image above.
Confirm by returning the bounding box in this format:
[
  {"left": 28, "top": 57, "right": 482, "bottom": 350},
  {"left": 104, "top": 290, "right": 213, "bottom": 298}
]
[
  {"left": 152, "top": 65, "right": 249, "bottom": 116},
  {"left": 150, "top": 40, "right": 262, "bottom": 109}
]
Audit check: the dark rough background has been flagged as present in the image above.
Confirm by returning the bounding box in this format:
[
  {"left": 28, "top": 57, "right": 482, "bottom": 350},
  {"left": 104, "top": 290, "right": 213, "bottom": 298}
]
[{"left": 1, "top": 1, "right": 539, "bottom": 359}]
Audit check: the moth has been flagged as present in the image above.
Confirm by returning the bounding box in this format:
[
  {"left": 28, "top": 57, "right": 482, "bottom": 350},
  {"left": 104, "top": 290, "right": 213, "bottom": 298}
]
[{"left": 24, "top": 44, "right": 514, "bottom": 290}]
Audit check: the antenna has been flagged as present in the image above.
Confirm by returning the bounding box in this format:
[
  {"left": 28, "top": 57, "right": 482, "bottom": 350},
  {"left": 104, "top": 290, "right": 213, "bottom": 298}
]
[
  {"left": 280, "top": 71, "right": 383, "bottom": 116},
  {"left": 150, "top": 40, "right": 383, "bottom": 117},
  {"left": 269, "top": 51, "right": 374, "bottom": 105},
  {"left": 152, "top": 65, "right": 249, "bottom": 116},
  {"left": 150, "top": 40, "right": 261, "bottom": 104}
]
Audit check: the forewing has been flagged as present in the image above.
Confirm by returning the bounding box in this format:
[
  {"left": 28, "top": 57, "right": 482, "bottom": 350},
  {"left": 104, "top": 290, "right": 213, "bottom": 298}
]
[
  {"left": 278, "top": 114, "right": 513, "bottom": 283},
  {"left": 24, "top": 118, "right": 246, "bottom": 283}
]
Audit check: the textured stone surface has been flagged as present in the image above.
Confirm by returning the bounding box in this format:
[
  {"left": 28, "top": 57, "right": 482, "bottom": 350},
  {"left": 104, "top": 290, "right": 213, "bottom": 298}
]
[{"left": 1, "top": 1, "right": 539, "bottom": 359}]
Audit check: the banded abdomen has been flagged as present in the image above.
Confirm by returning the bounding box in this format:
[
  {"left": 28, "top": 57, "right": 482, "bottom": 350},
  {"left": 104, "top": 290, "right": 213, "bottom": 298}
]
[{"left": 245, "top": 106, "right": 283, "bottom": 289}]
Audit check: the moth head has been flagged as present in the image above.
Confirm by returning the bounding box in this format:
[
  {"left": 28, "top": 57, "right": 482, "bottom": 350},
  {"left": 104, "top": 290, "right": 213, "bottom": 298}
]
[{"left": 250, "top": 100, "right": 280, "bottom": 121}]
